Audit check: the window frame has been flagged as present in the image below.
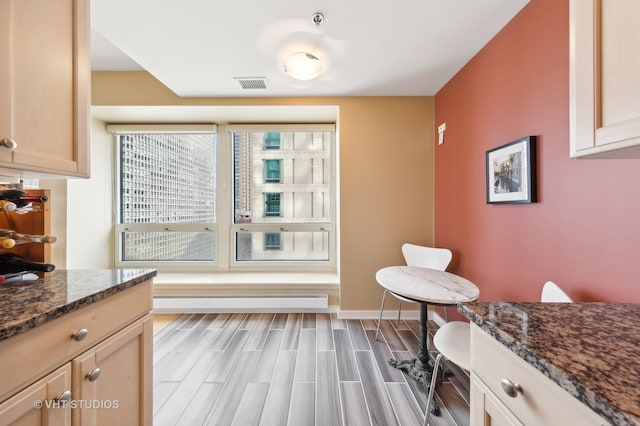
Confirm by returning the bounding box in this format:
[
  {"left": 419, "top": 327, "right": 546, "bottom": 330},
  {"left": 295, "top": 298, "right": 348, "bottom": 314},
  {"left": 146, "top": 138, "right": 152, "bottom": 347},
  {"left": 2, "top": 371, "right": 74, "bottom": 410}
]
[
  {"left": 110, "top": 124, "right": 218, "bottom": 271},
  {"left": 227, "top": 124, "right": 337, "bottom": 272},
  {"left": 110, "top": 123, "right": 337, "bottom": 273}
]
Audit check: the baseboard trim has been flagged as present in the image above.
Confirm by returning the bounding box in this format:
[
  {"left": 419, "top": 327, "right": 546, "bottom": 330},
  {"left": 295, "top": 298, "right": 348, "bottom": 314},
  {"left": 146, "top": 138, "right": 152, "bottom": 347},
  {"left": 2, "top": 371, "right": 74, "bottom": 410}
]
[
  {"left": 337, "top": 310, "right": 420, "bottom": 320},
  {"left": 338, "top": 310, "right": 448, "bottom": 323}
]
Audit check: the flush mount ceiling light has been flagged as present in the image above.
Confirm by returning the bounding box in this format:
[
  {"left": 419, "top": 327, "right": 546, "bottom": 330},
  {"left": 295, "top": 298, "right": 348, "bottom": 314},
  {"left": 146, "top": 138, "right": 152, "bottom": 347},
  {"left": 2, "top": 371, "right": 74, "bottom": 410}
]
[
  {"left": 283, "top": 52, "right": 322, "bottom": 81},
  {"left": 282, "top": 12, "right": 326, "bottom": 81}
]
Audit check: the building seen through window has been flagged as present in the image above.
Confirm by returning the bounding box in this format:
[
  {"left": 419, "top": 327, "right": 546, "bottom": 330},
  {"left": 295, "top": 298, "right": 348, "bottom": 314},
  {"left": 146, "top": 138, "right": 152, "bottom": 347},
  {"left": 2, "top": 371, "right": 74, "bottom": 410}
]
[{"left": 114, "top": 125, "right": 335, "bottom": 271}]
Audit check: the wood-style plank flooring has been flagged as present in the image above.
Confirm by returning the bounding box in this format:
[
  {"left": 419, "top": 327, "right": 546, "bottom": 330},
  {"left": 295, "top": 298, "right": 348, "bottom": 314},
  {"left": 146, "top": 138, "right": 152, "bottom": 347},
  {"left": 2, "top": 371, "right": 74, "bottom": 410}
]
[{"left": 153, "top": 313, "right": 470, "bottom": 426}]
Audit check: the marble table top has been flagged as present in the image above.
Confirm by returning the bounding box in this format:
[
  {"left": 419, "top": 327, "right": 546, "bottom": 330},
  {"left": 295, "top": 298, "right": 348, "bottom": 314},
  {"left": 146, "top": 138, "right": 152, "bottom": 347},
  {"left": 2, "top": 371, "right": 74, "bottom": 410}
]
[
  {"left": 0, "top": 269, "right": 157, "bottom": 342},
  {"left": 460, "top": 302, "right": 640, "bottom": 426},
  {"left": 376, "top": 266, "right": 479, "bottom": 305}
]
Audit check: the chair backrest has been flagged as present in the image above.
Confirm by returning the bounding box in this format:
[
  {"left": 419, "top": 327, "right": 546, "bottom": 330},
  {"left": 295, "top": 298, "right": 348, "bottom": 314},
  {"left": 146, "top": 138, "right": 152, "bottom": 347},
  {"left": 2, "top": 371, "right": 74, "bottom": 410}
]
[
  {"left": 541, "top": 281, "right": 573, "bottom": 302},
  {"left": 401, "top": 243, "right": 452, "bottom": 271}
]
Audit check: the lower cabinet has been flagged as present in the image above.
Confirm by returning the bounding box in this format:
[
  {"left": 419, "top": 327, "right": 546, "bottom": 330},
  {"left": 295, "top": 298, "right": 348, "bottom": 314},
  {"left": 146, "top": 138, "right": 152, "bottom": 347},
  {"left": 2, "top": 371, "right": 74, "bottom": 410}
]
[
  {"left": 469, "top": 324, "right": 609, "bottom": 426},
  {"left": 0, "top": 364, "right": 72, "bottom": 425},
  {"left": 0, "top": 315, "right": 151, "bottom": 426},
  {"left": 0, "top": 281, "right": 152, "bottom": 426},
  {"left": 471, "top": 373, "right": 523, "bottom": 426},
  {"left": 72, "top": 316, "right": 152, "bottom": 425}
]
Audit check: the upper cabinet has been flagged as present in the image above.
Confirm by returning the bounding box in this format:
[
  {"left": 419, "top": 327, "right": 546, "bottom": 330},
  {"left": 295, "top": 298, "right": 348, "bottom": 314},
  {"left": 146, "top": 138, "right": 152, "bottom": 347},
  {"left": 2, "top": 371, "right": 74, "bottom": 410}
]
[
  {"left": 570, "top": 0, "right": 640, "bottom": 158},
  {"left": 0, "top": 0, "right": 90, "bottom": 177}
]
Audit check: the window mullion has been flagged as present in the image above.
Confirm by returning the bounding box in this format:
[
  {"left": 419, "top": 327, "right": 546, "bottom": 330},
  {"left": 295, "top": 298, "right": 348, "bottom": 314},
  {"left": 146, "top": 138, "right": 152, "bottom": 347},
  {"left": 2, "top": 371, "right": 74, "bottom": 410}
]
[{"left": 216, "top": 126, "right": 232, "bottom": 271}]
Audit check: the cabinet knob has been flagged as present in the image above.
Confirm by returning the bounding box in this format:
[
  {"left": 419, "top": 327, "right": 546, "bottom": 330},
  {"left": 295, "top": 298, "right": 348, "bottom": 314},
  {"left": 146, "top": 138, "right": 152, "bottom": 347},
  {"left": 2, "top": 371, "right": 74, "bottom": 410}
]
[
  {"left": 501, "top": 378, "right": 523, "bottom": 398},
  {"left": 52, "top": 390, "right": 72, "bottom": 403},
  {"left": 0, "top": 138, "right": 17, "bottom": 150},
  {"left": 71, "top": 328, "right": 89, "bottom": 341},
  {"left": 86, "top": 368, "right": 101, "bottom": 382}
]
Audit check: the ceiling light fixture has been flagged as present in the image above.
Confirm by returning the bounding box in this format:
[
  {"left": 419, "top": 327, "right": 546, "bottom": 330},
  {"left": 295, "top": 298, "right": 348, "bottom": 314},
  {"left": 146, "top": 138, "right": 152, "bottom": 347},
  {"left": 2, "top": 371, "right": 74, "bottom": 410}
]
[
  {"left": 283, "top": 52, "right": 322, "bottom": 81},
  {"left": 282, "top": 12, "right": 326, "bottom": 81}
]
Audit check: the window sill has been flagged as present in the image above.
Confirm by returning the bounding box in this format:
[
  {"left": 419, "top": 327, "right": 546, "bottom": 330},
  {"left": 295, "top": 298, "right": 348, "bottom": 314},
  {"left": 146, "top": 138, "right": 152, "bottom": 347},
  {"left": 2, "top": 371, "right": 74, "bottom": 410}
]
[{"left": 153, "top": 271, "right": 339, "bottom": 290}]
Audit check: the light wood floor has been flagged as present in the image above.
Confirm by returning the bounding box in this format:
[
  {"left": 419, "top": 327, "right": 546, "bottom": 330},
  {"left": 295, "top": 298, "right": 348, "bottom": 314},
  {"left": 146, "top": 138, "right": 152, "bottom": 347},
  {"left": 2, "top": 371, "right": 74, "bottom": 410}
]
[{"left": 152, "top": 313, "right": 470, "bottom": 426}]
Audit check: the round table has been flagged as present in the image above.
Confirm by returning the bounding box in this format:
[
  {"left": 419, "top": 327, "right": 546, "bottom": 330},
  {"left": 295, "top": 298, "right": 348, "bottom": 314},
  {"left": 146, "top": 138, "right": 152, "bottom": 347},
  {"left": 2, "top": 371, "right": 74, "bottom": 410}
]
[{"left": 375, "top": 266, "right": 479, "bottom": 414}]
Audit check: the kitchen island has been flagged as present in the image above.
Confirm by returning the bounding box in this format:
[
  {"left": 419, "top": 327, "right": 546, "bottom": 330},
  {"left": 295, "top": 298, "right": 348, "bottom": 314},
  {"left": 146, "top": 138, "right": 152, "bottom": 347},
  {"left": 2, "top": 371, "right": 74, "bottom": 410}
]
[
  {"left": 460, "top": 302, "right": 640, "bottom": 425},
  {"left": 0, "top": 269, "right": 156, "bottom": 424}
]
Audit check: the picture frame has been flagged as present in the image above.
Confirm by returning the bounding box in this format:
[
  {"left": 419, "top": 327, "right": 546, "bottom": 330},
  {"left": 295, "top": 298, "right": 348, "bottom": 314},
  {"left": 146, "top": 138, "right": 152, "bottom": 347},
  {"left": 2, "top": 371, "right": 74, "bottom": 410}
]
[{"left": 486, "top": 136, "right": 536, "bottom": 204}]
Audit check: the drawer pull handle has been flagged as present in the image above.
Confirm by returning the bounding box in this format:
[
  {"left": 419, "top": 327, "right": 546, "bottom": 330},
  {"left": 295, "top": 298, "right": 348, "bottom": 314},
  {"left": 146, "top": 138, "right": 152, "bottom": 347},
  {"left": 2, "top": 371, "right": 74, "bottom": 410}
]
[
  {"left": 53, "top": 390, "right": 72, "bottom": 403},
  {"left": 501, "top": 378, "right": 523, "bottom": 398},
  {"left": 0, "top": 138, "right": 17, "bottom": 150},
  {"left": 71, "top": 329, "right": 89, "bottom": 341},
  {"left": 86, "top": 368, "right": 101, "bottom": 382}
]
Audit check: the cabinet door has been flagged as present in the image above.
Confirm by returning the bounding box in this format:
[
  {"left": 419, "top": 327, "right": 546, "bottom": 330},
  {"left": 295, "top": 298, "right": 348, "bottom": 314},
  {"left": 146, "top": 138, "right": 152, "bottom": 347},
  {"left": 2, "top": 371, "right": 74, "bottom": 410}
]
[
  {"left": 471, "top": 375, "right": 523, "bottom": 426},
  {"left": 0, "top": 0, "right": 13, "bottom": 163},
  {"left": 72, "top": 315, "right": 152, "bottom": 426},
  {"left": 0, "top": 364, "right": 71, "bottom": 426},
  {"left": 570, "top": 0, "right": 640, "bottom": 158},
  {"left": 6, "top": 0, "right": 89, "bottom": 176}
]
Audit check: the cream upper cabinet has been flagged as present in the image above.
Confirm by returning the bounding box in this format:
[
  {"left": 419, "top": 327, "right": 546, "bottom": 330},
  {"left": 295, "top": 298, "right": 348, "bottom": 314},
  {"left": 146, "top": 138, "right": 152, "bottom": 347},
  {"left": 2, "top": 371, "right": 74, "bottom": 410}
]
[
  {"left": 570, "top": 0, "right": 640, "bottom": 158},
  {"left": 0, "top": 0, "right": 90, "bottom": 176},
  {"left": 0, "top": 0, "right": 13, "bottom": 164}
]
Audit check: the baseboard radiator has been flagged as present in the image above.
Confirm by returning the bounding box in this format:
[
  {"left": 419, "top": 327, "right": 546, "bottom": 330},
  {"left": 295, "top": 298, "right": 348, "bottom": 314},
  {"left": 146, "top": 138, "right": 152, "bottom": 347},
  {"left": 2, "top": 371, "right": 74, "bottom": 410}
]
[{"left": 153, "top": 294, "right": 329, "bottom": 313}]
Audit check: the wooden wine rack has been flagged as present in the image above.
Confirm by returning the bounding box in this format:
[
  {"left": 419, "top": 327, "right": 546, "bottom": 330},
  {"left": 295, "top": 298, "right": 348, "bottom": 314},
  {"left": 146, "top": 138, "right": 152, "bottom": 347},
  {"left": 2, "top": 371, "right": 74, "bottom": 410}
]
[{"left": 0, "top": 189, "right": 51, "bottom": 263}]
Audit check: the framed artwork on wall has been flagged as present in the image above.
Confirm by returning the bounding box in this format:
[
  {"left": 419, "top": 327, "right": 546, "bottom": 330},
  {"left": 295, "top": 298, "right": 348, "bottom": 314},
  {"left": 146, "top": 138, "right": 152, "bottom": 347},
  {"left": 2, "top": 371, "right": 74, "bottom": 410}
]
[{"left": 486, "top": 136, "right": 537, "bottom": 204}]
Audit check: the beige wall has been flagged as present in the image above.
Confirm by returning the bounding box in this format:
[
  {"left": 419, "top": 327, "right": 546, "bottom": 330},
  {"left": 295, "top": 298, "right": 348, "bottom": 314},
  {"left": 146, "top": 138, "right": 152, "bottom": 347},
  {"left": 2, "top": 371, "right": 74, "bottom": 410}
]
[
  {"left": 41, "top": 117, "right": 114, "bottom": 270},
  {"left": 91, "top": 71, "right": 435, "bottom": 311}
]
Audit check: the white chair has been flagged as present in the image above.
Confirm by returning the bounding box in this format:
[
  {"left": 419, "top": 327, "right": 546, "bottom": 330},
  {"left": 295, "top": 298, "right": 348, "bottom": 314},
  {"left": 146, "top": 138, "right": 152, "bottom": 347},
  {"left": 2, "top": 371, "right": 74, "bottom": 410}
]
[
  {"left": 423, "top": 280, "right": 572, "bottom": 425},
  {"left": 374, "top": 244, "right": 452, "bottom": 340},
  {"left": 541, "top": 280, "right": 573, "bottom": 302},
  {"left": 423, "top": 321, "right": 470, "bottom": 424}
]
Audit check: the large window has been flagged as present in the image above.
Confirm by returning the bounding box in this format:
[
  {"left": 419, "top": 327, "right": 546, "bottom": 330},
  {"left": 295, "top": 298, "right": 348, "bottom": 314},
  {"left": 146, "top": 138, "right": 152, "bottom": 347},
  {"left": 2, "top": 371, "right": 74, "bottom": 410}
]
[
  {"left": 113, "top": 125, "right": 216, "bottom": 266},
  {"left": 113, "top": 123, "right": 336, "bottom": 271},
  {"left": 231, "top": 126, "right": 334, "bottom": 266}
]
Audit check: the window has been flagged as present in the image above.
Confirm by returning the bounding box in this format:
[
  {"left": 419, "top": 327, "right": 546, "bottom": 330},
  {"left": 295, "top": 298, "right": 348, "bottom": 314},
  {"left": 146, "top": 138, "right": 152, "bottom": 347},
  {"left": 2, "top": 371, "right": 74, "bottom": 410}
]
[
  {"left": 264, "top": 159, "right": 281, "bottom": 183},
  {"left": 264, "top": 232, "right": 282, "bottom": 250},
  {"left": 264, "top": 193, "right": 281, "bottom": 216},
  {"left": 263, "top": 132, "right": 280, "bottom": 149},
  {"left": 113, "top": 126, "right": 216, "bottom": 267},
  {"left": 113, "top": 123, "right": 336, "bottom": 271},
  {"left": 231, "top": 126, "right": 335, "bottom": 267}
]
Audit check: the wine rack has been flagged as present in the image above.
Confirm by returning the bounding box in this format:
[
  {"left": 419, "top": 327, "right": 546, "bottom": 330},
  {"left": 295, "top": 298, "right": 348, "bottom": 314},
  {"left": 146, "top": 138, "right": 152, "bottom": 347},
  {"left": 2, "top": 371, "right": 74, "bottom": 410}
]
[{"left": 0, "top": 189, "right": 51, "bottom": 263}]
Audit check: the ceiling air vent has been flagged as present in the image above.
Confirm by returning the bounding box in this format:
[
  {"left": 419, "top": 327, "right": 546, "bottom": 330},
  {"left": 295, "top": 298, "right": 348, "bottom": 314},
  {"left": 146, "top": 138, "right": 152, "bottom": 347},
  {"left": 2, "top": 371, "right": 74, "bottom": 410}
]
[{"left": 235, "top": 77, "right": 268, "bottom": 90}]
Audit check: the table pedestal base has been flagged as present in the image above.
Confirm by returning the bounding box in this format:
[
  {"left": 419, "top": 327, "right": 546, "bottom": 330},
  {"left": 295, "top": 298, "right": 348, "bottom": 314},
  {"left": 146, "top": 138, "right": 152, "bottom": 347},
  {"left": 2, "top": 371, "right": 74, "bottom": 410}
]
[
  {"left": 388, "top": 357, "right": 432, "bottom": 383},
  {"left": 388, "top": 357, "right": 441, "bottom": 416},
  {"left": 387, "top": 303, "right": 447, "bottom": 415}
]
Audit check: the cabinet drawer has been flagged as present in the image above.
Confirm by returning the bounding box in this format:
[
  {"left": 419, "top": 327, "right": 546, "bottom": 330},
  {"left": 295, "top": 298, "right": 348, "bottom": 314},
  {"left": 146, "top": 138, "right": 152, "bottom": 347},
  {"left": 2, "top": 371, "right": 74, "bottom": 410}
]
[
  {"left": 0, "top": 280, "right": 151, "bottom": 402},
  {"left": 471, "top": 325, "right": 609, "bottom": 426}
]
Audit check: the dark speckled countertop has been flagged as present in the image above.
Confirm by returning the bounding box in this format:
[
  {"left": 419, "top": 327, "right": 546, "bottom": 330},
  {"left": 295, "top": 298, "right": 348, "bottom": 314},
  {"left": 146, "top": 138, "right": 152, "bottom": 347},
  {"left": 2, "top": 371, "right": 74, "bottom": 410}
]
[
  {"left": 0, "top": 269, "right": 157, "bottom": 342},
  {"left": 460, "top": 302, "right": 640, "bottom": 426}
]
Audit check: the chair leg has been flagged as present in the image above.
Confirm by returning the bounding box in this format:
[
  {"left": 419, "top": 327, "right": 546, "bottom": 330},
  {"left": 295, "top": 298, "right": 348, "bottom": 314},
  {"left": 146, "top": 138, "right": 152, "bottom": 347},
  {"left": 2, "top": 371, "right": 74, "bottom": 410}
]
[
  {"left": 443, "top": 306, "right": 449, "bottom": 322},
  {"left": 424, "top": 353, "right": 443, "bottom": 426},
  {"left": 375, "top": 290, "right": 390, "bottom": 341},
  {"left": 397, "top": 300, "right": 402, "bottom": 322}
]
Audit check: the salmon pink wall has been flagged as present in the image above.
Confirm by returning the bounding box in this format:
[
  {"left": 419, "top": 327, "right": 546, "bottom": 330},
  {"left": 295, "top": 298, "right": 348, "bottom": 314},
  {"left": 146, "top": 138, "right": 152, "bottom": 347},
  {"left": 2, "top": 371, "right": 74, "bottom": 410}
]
[{"left": 434, "top": 0, "right": 640, "bottom": 303}]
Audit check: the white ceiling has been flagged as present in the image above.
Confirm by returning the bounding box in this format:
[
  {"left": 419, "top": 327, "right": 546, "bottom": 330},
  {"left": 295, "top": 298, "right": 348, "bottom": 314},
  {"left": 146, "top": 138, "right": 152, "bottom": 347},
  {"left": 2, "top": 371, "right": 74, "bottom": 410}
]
[{"left": 90, "top": 0, "right": 530, "bottom": 98}]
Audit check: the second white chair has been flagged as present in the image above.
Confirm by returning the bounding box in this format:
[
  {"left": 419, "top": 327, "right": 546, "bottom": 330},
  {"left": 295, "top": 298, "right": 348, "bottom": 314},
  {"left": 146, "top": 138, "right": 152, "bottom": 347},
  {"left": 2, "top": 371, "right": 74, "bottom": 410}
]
[
  {"left": 423, "top": 280, "right": 572, "bottom": 425},
  {"left": 374, "top": 243, "right": 452, "bottom": 340}
]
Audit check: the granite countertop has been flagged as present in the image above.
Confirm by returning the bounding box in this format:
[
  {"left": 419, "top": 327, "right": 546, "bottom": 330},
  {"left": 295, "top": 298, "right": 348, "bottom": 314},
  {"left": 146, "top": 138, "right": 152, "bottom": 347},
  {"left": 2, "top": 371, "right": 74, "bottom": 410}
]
[
  {"left": 0, "top": 269, "right": 157, "bottom": 342},
  {"left": 460, "top": 302, "right": 640, "bottom": 426}
]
